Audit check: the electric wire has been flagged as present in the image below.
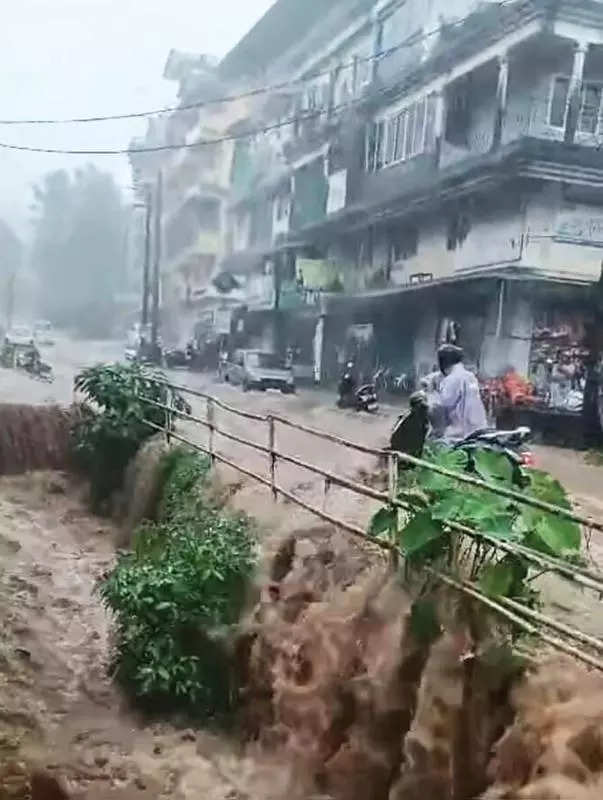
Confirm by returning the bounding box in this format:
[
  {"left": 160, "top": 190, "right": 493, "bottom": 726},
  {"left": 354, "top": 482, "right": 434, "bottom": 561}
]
[{"left": 0, "top": 0, "right": 520, "bottom": 126}]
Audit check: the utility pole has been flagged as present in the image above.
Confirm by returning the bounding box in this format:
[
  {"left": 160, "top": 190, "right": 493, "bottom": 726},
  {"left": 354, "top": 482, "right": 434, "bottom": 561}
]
[
  {"left": 141, "top": 184, "right": 152, "bottom": 328},
  {"left": 5, "top": 272, "right": 15, "bottom": 331},
  {"left": 151, "top": 169, "right": 163, "bottom": 361}
]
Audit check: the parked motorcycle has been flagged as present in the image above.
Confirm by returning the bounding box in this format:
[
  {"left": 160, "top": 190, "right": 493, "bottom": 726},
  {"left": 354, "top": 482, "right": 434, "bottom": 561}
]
[{"left": 373, "top": 366, "right": 414, "bottom": 397}]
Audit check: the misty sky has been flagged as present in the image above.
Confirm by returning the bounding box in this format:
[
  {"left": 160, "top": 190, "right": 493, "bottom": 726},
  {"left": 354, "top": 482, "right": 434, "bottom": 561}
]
[{"left": 0, "top": 0, "right": 274, "bottom": 238}]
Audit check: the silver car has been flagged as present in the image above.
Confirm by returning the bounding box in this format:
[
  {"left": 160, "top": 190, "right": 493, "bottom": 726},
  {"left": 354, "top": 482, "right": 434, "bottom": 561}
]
[{"left": 222, "top": 350, "right": 295, "bottom": 393}]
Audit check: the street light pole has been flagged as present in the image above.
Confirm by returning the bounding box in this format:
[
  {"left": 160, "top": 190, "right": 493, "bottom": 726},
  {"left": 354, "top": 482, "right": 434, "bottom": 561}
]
[
  {"left": 151, "top": 169, "right": 163, "bottom": 361},
  {"left": 141, "top": 184, "right": 152, "bottom": 328}
]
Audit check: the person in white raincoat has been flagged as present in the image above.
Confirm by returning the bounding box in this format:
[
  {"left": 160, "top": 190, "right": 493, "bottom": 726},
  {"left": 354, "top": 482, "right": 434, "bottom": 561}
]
[{"left": 430, "top": 344, "right": 488, "bottom": 443}]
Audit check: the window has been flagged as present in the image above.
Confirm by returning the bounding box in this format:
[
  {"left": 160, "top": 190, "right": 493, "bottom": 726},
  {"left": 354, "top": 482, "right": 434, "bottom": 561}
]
[
  {"left": 549, "top": 76, "right": 603, "bottom": 133},
  {"left": 366, "top": 120, "right": 385, "bottom": 171},
  {"left": 390, "top": 224, "right": 418, "bottom": 262},
  {"left": 275, "top": 193, "right": 289, "bottom": 221},
  {"left": 549, "top": 76, "right": 569, "bottom": 128},
  {"left": 366, "top": 96, "right": 435, "bottom": 171},
  {"left": 445, "top": 81, "right": 471, "bottom": 147},
  {"left": 306, "top": 86, "right": 318, "bottom": 110},
  {"left": 394, "top": 111, "right": 406, "bottom": 161},
  {"left": 579, "top": 83, "right": 602, "bottom": 134},
  {"left": 385, "top": 117, "right": 398, "bottom": 163}
]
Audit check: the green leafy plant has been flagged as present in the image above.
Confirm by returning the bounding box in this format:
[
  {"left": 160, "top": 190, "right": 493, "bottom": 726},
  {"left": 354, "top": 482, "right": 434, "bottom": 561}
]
[
  {"left": 72, "top": 362, "right": 190, "bottom": 508},
  {"left": 100, "top": 448, "right": 256, "bottom": 715},
  {"left": 370, "top": 444, "right": 581, "bottom": 609}
]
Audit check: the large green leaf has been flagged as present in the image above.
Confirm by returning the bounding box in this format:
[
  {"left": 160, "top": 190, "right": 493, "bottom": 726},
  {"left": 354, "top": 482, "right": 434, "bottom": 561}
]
[
  {"left": 479, "top": 555, "right": 527, "bottom": 598},
  {"left": 527, "top": 469, "right": 572, "bottom": 510},
  {"left": 400, "top": 512, "right": 445, "bottom": 559},
  {"left": 418, "top": 448, "right": 468, "bottom": 494},
  {"left": 472, "top": 448, "right": 514, "bottom": 484},
  {"left": 431, "top": 493, "right": 465, "bottom": 522},
  {"left": 528, "top": 514, "right": 581, "bottom": 556},
  {"left": 480, "top": 561, "right": 515, "bottom": 598},
  {"left": 368, "top": 505, "right": 397, "bottom": 538}
]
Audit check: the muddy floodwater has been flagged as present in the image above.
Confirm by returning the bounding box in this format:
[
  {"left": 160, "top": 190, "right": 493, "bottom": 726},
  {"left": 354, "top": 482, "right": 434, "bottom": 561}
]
[{"left": 1, "top": 335, "right": 603, "bottom": 798}]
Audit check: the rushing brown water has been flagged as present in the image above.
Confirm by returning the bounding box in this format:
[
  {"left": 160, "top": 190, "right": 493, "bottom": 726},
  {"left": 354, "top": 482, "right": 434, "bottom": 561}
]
[{"left": 1, "top": 460, "right": 602, "bottom": 799}]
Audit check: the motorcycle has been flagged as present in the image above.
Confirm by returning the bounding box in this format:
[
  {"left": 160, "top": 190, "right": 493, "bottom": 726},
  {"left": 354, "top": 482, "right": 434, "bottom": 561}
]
[
  {"left": 390, "top": 392, "right": 534, "bottom": 477},
  {"left": 15, "top": 351, "right": 54, "bottom": 383},
  {"left": 337, "top": 383, "right": 379, "bottom": 413},
  {"left": 452, "top": 426, "right": 534, "bottom": 469},
  {"left": 164, "top": 347, "right": 191, "bottom": 369}
]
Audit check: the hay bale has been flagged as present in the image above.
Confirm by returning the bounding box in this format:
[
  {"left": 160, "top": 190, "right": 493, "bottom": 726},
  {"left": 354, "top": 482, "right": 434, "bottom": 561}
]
[{"left": 0, "top": 404, "right": 73, "bottom": 475}]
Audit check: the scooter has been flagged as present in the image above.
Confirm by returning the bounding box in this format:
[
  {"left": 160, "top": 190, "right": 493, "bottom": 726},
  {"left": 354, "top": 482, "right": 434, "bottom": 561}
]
[
  {"left": 452, "top": 427, "right": 534, "bottom": 468},
  {"left": 337, "top": 383, "right": 379, "bottom": 413}
]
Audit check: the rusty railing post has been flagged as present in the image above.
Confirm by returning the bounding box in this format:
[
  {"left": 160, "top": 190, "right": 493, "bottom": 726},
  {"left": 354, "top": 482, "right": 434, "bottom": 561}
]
[
  {"left": 207, "top": 397, "right": 215, "bottom": 464},
  {"left": 268, "top": 415, "right": 277, "bottom": 501},
  {"left": 388, "top": 451, "right": 399, "bottom": 568},
  {"left": 165, "top": 387, "right": 172, "bottom": 445}
]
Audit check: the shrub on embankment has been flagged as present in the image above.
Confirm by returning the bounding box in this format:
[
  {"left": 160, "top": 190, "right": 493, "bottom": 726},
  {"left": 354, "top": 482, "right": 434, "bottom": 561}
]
[
  {"left": 71, "top": 362, "right": 189, "bottom": 510},
  {"left": 101, "top": 447, "right": 256, "bottom": 715}
]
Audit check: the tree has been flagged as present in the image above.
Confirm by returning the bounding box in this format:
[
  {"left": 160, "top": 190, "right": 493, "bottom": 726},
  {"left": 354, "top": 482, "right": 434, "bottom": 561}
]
[
  {"left": 31, "top": 165, "right": 127, "bottom": 336},
  {"left": 0, "top": 220, "right": 22, "bottom": 329}
]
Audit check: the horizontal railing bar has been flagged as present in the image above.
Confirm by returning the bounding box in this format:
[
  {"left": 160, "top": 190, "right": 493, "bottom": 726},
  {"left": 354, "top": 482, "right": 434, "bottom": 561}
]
[
  {"left": 493, "top": 590, "right": 603, "bottom": 654},
  {"left": 141, "top": 396, "right": 272, "bottom": 455},
  {"left": 142, "top": 374, "right": 603, "bottom": 533},
  {"left": 446, "top": 518, "right": 603, "bottom": 592},
  {"left": 273, "top": 413, "right": 387, "bottom": 457},
  {"left": 141, "top": 395, "right": 390, "bottom": 505},
  {"left": 395, "top": 450, "right": 603, "bottom": 533},
  {"left": 142, "top": 418, "right": 391, "bottom": 552},
  {"left": 141, "top": 395, "right": 603, "bottom": 594},
  {"left": 149, "top": 376, "right": 267, "bottom": 421},
  {"left": 142, "top": 417, "right": 603, "bottom": 672},
  {"left": 434, "top": 572, "right": 603, "bottom": 672}
]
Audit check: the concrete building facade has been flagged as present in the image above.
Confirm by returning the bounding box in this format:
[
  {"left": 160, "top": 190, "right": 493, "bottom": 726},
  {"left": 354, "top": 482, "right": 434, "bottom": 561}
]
[{"left": 214, "top": 0, "right": 603, "bottom": 413}]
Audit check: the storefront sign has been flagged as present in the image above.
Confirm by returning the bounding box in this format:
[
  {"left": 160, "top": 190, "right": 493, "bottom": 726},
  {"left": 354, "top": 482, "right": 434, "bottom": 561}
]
[
  {"left": 556, "top": 206, "right": 603, "bottom": 245},
  {"left": 213, "top": 308, "right": 232, "bottom": 335}
]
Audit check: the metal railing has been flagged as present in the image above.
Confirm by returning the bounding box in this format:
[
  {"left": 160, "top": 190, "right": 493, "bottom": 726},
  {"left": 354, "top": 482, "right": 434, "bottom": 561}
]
[{"left": 139, "top": 378, "right": 603, "bottom": 671}]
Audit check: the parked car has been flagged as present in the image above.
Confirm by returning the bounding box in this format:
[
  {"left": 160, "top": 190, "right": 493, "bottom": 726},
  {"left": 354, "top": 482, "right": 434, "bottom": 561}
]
[
  {"left": 6, "top": 325, "right": 34, "bottom": 347},
  {"left": 33, "top": 320, "right": 54, "bottom": 345},
  {"left": 222, "top": 350, "right": 295, "bottom": 393}
]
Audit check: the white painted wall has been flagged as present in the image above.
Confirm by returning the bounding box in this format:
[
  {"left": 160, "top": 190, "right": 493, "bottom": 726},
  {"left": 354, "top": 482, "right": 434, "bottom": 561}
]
[
  {"left": 480, "top": 281, "right": 534, "bottom": 377},
  {"left": 361, "top": 184, "right": 603, "bottom": 285},
  {"left": 523, "top": 184, "right": 603, "bottom": 281}
]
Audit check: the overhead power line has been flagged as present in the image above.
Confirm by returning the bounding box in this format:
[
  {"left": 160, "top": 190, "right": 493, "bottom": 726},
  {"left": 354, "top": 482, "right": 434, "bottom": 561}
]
[{"left": 0, "top": 0, "right": 519, "bottom": 128}]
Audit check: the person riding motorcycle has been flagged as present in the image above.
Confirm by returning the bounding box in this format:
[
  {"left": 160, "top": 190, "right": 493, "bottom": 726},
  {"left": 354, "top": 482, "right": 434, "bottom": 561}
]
[
  {"left": 338, "top": 361, "right": 357, "bottom": 405},
  {"left": 430, "top": 344, "right": 488, "bottom": 443},
  {"left": 21, "top": 340, "right": 42, "bottom": 373}
]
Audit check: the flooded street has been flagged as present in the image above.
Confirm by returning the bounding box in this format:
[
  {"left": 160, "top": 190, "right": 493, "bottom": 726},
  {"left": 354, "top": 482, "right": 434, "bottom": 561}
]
[{"left": 1, "top": 336, "right": 603, "bottom": 796}]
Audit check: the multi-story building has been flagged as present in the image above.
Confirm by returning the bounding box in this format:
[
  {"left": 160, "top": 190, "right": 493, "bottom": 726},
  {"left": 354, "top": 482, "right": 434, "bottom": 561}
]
[
  {"left": 130, "top": 50, "right": 252, "bottom": 345},
  {"left": 218, "top": 0, "right": 603, "bottom": 410}
]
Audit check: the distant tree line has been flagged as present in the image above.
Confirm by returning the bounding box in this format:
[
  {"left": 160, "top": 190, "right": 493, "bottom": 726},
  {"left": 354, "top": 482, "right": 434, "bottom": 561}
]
[
  {"left": 0, "top": 219, "right": 22, "bottom": 329},
  {"left": 30, "top": 164, "right": 128, "bottom": 337}
]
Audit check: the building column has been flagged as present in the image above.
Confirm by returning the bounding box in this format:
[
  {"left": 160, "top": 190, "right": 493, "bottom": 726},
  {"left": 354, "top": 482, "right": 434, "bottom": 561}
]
[
  {"left": 371, "top": 16, "right": 383, "bottom": 82},
  {"left": 433, "top": 89, "right": 447, "bottom": 167},
  {"left": 492, "top": 54, "right": 509, "bottom": 151},
  {"left": 564, "top": 41, "right": 589, "bottom": 145}
]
